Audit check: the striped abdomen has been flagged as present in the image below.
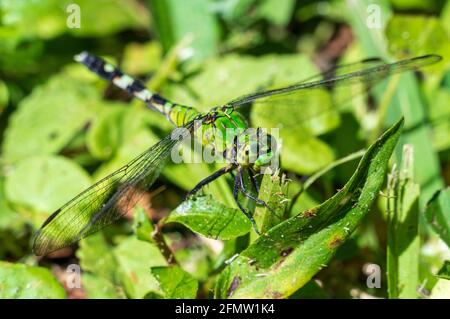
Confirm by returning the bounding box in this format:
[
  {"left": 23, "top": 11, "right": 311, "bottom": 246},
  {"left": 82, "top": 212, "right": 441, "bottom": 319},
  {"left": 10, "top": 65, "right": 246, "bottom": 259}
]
[{"left": 75, "top": 51, "right": 199, "bottom": 127}]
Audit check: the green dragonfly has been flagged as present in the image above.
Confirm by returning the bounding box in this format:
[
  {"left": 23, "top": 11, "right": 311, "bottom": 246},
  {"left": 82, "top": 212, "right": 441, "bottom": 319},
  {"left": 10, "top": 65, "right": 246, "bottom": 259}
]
[{"left": 32, "top": 52, "right": 441, "bottom": 256}]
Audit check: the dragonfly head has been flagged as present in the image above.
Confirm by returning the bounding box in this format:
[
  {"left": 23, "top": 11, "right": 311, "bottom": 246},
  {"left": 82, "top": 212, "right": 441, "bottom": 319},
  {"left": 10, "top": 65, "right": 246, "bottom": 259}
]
[{"left": 235, "top": 129, "right": 277, "bottom": 170}]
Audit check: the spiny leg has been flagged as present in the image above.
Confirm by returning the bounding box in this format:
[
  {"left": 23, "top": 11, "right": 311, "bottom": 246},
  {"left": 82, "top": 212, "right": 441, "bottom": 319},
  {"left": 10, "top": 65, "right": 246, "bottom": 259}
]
[
  {"left": 238, "top": 169, "right": 272, "bottom": 211},
  {"left": 233, "top": 172, "right": 260, "bottom": 234},
  {"left": 248, "top": 168, "right": 260, "bottom": 193},
  {"left": 187, "top": 164, "right": 235, "bottom": 198}
]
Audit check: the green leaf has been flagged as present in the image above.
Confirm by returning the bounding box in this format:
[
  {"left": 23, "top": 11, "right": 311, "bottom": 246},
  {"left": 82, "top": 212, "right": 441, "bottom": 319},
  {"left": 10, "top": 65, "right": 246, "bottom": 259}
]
[
  {"left": 81, "top": 273, "right": 125, "bottom": 299},
  {"left": 257, "top": 0, "right": 295, "bottom": 26},
  {"left": 69, "top": 0, "right": 150, "bottom": 37},
  {"left": 0, "top": 261, "right": 66, "bottom": 298},
  {"left": 214, "top": 119, "right": 403, "bottom": 299},
  {"left": 149, "top": 0, "right": 219, "bottom": 61},
  {"left": 93, "top": 126, "right": 160, "bottom": 180},
  {"left": 4, "top": 155, "right": 91, "bottom": 225},
  {"left": 428, "top": 89, "right": 450, "bottom": 151},
  {"left": 113, "top": 237, "right": 167, "bottom": 298},
  {"left": 386, "top": 144, "right": 420, "bottom": 298},
  {"left": 163, "top": 160, "right": 234, "bottom": 206},
  {"left": 1, "top": 0, "right": 67, "bottom": 39},
  {"left": 166, "top": 195, "right": 252, "bottom": 240},
  {"left": 122, "top": 42, "right": 163, "bottom": 75},
  {"left": 425, "top": 187, "right": 450, "bottom": 247},
  {"left": 437, "top": 260, "right": 450, "bottom": 280},
  {"left": 0, "top": 79, "right": 9, "bottom": 112},
  {"left": 386, "top": 15, "right": 450, "bottom": 67},
  {"left": 0, "top": 177, "right": 22, "bottom": 231},
  {"left": 77, "top": 233, "right": 119, "bottom": 283},
  {"left": 151, "top": 265, "right": 198, "bottom": 299},
  {"left": 389, "top": 0, "right": 442, "bottom": 12},
  {"left": 133, "top": 207, "right": 155, "bottom": 243},
  {"left": 252, "top": 173, "right": 289, "bottom": 235},
  {"left": 429, "top": 278, "right": 450, "bottom": 298},
  {"left": 86, "top": 106, "right": 127, "bottom": 160},
  {"left": 442, "top": 1, "right": 450, "bottom": 36},
  {"left": 2, "top": 74, "right": 96, "bottom": 162}
]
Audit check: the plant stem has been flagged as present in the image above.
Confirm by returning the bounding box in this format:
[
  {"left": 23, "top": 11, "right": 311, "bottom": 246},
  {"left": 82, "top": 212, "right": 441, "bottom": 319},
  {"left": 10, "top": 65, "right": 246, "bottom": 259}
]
[{"left": 152, "top": 219, "right": 178, "bottom": 266}]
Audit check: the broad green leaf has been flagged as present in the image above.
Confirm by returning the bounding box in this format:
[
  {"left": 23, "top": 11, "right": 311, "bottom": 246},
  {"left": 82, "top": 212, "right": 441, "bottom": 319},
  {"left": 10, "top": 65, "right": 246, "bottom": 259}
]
[
  {"left": 4, "top": 155, "right": 91, "bottom": 225},
  {"left": 82, "top": 273, "right": 125, "bottom": 299},
  {"left": 166, "top": 195, "right": 252, "bottom": 240},
  {"left": 113, "top": 237, "right": 167, "bottom": 298},
  {"left": 148, "top": 0, "right": 219, "bottom": 61},
  {"left": 425, "top": 187, "right": 450, "bottom": 247},
  {"left": 214, "top": 119, "right": 403, "bottom": 298},
  {"left": 0, "top": 261, "right": 66, "bottom": 298},
  {"left": 437, "top": 260, "right": 450, "bottom": 280},
  {"left": 151, "top": 265, "right": 198, "bottom": 299},
  {"left": 2, "top": 74, "right": 96, "bottom": 162},
  {"left": 387, "top": 144, "right": 420, "bottom": 298}
]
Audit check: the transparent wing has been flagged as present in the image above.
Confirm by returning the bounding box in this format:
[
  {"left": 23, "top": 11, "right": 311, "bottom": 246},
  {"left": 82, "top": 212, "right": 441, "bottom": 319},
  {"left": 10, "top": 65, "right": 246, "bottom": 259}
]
[
  {"left": 33, "top": 124, "right": 194, "bottom": 256},
  {"left": 225, "top": 54, "right": 441, "bottom": 108}
]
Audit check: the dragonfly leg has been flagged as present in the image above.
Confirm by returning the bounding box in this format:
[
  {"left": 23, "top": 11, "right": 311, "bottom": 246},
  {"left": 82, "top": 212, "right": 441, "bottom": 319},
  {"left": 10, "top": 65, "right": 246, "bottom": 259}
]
[
  {"left": 248, "top": 168, "right": 260, "bottom": 193},
  {"left": 238, "top": 169, "right": 272, "bottom": 212},
  {"left": 233, "top": 172, "right": 260, "bottom": 234},
  {"left": 187, "top": 164, "right": 234, "bottom": 198}
]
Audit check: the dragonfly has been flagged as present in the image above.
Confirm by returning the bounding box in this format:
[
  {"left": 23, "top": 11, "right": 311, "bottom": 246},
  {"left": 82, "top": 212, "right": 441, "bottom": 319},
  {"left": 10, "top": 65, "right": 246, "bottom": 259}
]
[{"left": 32, "top": 51, "right": 441, "bottom": 255}]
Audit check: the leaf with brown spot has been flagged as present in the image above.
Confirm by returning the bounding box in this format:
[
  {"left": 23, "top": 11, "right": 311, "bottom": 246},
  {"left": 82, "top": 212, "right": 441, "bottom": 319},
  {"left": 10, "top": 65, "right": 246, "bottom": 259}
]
[{"left": 214, "top": 119, "right": 403, "bottom": 298}]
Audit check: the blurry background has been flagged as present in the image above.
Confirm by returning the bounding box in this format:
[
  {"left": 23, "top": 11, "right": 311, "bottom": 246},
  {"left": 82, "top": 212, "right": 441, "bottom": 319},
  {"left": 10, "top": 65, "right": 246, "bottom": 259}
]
[{"left": 0, "top": 0, "right": 449, "bottom": 298}]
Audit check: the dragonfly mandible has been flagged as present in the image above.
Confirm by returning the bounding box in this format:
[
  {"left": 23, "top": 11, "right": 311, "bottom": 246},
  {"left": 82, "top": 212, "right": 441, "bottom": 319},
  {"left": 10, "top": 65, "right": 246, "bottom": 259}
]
[{"left": 32, "top": 52, "right": 441, "bottom": 255}]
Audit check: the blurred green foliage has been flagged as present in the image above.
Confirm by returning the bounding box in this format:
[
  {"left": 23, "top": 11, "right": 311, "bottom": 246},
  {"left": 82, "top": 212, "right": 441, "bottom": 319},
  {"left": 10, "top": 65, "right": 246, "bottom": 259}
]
[{"left": 0, "top": 0, "right": 449, "bottom": 299}]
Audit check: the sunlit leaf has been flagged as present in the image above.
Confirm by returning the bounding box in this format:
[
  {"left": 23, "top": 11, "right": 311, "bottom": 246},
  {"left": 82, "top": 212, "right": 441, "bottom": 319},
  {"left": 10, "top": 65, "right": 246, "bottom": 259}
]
[
  {"left": 166, "top": 195, "right": 252, "bottom": 240},
  {"left": 0, "top": 261, "right": 66, "bottom": 298}
]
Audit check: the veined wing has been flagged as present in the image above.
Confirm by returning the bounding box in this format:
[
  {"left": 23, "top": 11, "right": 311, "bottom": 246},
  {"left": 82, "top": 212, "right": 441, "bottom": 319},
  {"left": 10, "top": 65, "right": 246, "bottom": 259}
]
[
  {"left": 33, "top": 123, "right": 195, "bottom": 256},
  {"left": 224, "top": 54, "right": 441, "bottom": 108}
]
